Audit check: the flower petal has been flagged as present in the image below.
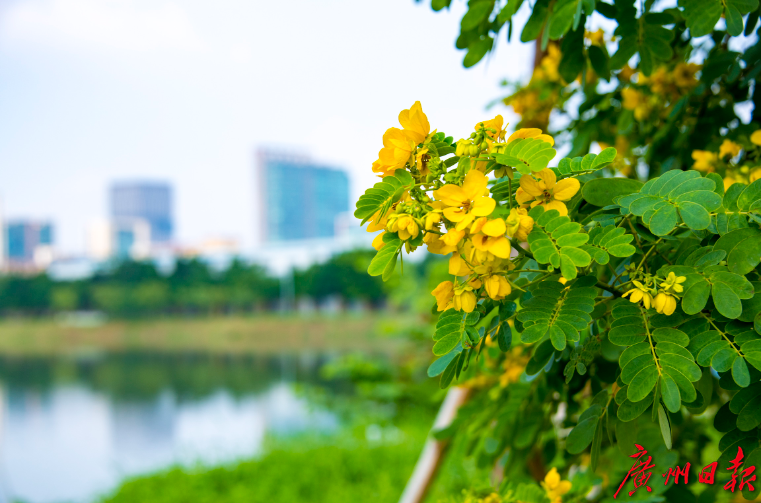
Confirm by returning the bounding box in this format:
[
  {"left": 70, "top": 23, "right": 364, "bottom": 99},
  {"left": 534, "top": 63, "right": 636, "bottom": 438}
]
[
  {"left": 482, "top": 218, "right": 506, "bottom": 237},
  {"left": 471, "top": 196, "right": 496, "bottom": 217},
  {"left": 553, "top": 178, "right": 580, "bottom": 201},
  {"left": 544, "top": 199, "right": 568, "bottom": 216},
  {"left": 462, "top": 170, "right": 488, "bottom": 199},
  {"left": 536, "top": 168, "right": 557, "bottom": 189},
  {"left": 519, "top": 175, "right": 544, "bottom": 197}
]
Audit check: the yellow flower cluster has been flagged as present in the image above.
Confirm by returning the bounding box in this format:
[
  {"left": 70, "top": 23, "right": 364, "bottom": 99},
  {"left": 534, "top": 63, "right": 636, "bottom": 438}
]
[
  {"left": 542, "top": 468, "right": 572, "bottom": 503},
  {"left": 623, "top": 272, "right": 686, "bottom": 316},
  {"left": 621, "top": 63, "right": 701, "bottom": 121},
  {"left": 690, "top": 130, "right": 761, "bottom": 188},
  {"left": 367, "top": 102, "right": 583, "bottom": 314}
]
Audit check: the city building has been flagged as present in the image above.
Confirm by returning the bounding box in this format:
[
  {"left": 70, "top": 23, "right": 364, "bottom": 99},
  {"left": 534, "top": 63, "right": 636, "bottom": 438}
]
[
  {"left": 257, "top": 151, "right": 349, "bottom": 243},
  {"left": 86, "top": 218, "right": 151, "bottom": 261},
  {"left": 4, "top": 220, "right": 54, "bottom": 271},
  {"left": 110, "top": 182, "right": 173, "bottom": 244}
]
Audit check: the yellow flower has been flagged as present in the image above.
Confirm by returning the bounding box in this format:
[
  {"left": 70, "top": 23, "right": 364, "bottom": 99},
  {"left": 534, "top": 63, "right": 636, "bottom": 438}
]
[
  {"left": 541, "top": 468, "right": 572, "bottom": 503},
  {"left": 751, "top": 168, "right": 761, "bottom": 183},
  {"left": 673, "top": 62, "right": 700, "bottom": 89},
  {"left": 372, "top": 231, "right": 386, "bottom": 251},
  {"left": 536, "top": 44, "right": 561, "bottom": 82},
  {"left": 500, "top": 347, "right": 529, "bottom": 386},
  {"left": 372, "top": 102, "right": 430, "bottom": 177},
  {"left": 751, "top": 130, "right": 761, "bottom": 146},
  {"left": 441, "top": 228, "right": 467, "bottom": 247},
  {"left": 424, "top": 211, "right": 441, "bottom": 230},
  {"left": 483, "top": 274, "right": 511, "bottom": 300},
  {"left": 389, "top": 214, "right": 419, "bottom": 240},
  {"left": 505, "top": 208, "right": 534, "bottom": 241},
  {"left": 449, "top": 254, "right": 472, "bottom": 276},
  {"left": 366, "top": 209, "right": 389, "bottom": 233},
  {"left": 374, "top": 127, "right": 415, "bottom": 177},
  {"left": 515, "top": 169, "right": 580, "bottom": 216},
  {"left": 691, "top": 150, "right": 718, "bottom": 172},
  {"left": 477, "top": 115, "right": 507, "bottom": 142},
  {"left": 507, "top": 128, "right": 555, "bottom": 146},
  {"left": 622, "top": 280, "right": 653, "bottom": 309},
  {"left": 434, "top": 170, "right": 497, "bottom": 230},
  {"left": 432, "top": 281, "right": 454, "bottom": 311},
  {"left": 719, "top": 139, "right": 742, "bottom": 159},
  {"left": 397, "top": 101, "right": 430, "bottom": 145},
  {"left": 469, "top": 218, "right": 511, "bottom": 259},
  {"left": 659, "top": 272, "right": 686, "bottom": 294},
  {"left": 424, "top": 232, "right": 457, "bottom": 255},
  {"left": 452, "top": 283, "right": 477, "bottom": 312},
  {"left": 620, "top": 88, "right": 650, "bottom": 121},
  {"left": 585, "top": 29, "right": 605, "bottom": 46},
  {"left": 654, "top": 292, "right": 678, "bottom": 316}
]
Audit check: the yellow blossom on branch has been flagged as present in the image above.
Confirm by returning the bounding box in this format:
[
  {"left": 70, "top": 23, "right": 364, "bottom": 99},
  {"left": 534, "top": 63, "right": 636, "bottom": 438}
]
[
  {"left": 541, "top": 468, "right": 572, "bottom": 503},
  {"left": 515, "top": 169, "right": 580, "bottom": 216},
  {"left": 434, "top": 170, "right": 497, "bottom": 230},
  {"left": 751, "top": 130, "right": 761, "bottom": 146},
  {"left": 654, "top": 291, "right": 678, "bottom": 315},
  {"left": 372, "top": 101, "right": 430, "bottom": 177},
  {"left": 505, "top": 207, "right": 534, "bottom": 241},
  {"left": 483, "top": 274, "right": 511, "bottom": 300},
  {"left": 622, "top": 280, "right": 654, "bottom": 309},
  {"left": 691, "top": 150, "right": 717, "bottom": 172},
  {"left": 507, "top": 127, "right": 555, "bottom": 146},
  {"left": 719, "top": 139, "right": 741, "bottom": 159},
  {"left": 424, "top": 232, "right": 457, "bottom": 255}
]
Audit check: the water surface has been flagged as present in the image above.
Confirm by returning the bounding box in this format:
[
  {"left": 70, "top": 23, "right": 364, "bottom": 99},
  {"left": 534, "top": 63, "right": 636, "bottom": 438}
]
[{"left": 0, "top": 353, "right": 339, "bottom": 503}]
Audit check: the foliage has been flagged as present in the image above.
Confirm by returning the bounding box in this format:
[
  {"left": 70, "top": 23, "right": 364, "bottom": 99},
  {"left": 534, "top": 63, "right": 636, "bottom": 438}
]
[
  {"left": 421, "top": 0, "right": 761, "bottom": 185},
  {"left": 0, "top": 251, "right": 391, "bottom": 318},
  {"left": 356, "top": 94, "right": 761, "bottom": 500}
]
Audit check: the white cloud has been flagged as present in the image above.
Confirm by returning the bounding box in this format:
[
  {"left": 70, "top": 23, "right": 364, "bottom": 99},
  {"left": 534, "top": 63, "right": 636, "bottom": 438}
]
[{"left": 1, "top": 0, "right": 205, "bottom": 54}]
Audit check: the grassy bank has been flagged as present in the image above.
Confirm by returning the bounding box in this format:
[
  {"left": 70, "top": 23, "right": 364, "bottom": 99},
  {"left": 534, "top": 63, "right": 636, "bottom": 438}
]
[
  {"left": 0, "top": 314, "right": 419, "bottom": 356},
  {"left": 99, "top": 425, "right": 429, "bottom": 503}
]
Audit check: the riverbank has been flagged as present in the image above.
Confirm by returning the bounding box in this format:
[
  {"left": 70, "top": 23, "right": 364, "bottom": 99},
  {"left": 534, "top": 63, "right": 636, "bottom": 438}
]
[
  {"left": 99, "top": 423, "right": 430, "bottom": 503},
  {"left": 0, "top": 314, "right": 421, "bottom": 356}
]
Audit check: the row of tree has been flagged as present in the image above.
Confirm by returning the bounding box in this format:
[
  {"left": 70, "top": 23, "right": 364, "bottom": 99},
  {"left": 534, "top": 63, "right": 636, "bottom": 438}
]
[{"left": 0, "top": 250, "right": 392, "bottom": 317}]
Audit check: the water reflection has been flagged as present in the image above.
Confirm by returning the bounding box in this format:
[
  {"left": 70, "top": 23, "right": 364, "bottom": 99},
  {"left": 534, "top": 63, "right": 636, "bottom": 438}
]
[{"left": 0, "top": 353, "right": 340, "bottom": 503}]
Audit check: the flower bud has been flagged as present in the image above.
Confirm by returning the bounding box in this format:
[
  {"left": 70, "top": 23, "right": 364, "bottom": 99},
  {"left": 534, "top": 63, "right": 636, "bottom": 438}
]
[{"left": 469, "top": 144, "right": 480, "bottom": 156}]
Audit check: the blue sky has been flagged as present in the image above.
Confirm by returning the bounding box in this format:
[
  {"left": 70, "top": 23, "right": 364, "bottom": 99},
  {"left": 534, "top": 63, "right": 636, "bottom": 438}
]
[{"left": 0, "top": 0, "right": 534, "bottom": 254}]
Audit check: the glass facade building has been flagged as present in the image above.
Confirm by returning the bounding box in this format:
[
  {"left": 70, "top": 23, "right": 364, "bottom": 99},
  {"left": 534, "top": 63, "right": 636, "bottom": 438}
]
[
  {"left": 6, "top": 221, "right": 53, "bottom": 261},
  {"left": 259, "top": 152, "right": 349, "bottom": 242},
  {"left": 110, "top": 182, "right": 173, "bottom": 243}
]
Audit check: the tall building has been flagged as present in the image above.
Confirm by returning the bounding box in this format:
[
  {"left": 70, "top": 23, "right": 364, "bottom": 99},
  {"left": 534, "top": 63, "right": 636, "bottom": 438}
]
[
  {"left": 5, "top": 220, "right": 54, "bottom": 270},
  {"left": 110, "top": 182, "right": 173, "bottom": 244},
  {"left": 257, "top": 151, "right": 349, "bottom": 242}
]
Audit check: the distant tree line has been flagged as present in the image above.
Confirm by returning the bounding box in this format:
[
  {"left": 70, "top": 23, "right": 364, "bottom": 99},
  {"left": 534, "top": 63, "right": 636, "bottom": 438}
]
[{"left": 0, "top": 250, "right": 389, "bottom": 318}]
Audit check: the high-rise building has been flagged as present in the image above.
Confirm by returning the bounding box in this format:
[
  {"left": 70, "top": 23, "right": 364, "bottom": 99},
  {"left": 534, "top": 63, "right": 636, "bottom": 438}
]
[
  {"left": 257, "top": 151, "right": 349, "bottom": 242},
  {"left": 5, "top": 220, "right": 54, "bottom": 270},
  {"left": 110, "top": 182, "right": 173, "bottom": 244}
]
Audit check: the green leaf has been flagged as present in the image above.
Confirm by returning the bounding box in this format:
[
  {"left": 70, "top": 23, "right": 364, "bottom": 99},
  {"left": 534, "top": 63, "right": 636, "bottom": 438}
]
[
  {"left": 679, "top": 0, "right": 759, "bottom": 37},
  {"left": 714, "top": 228, "right": 761, "bottom": 275},
  {"left": 618, "top": 392, "right": 654, "bottom": 421},
  {"left": 628, "top": 365, "right": 659, "bottom": 402},
  {"left": 567, "top": 415, "right": 600, "bottom": 454},
  {"left": 432, "top": 310, "right": 469, "bottom": 356},
  {"left": 661, "top": 375, "right": 682, "bottom": 413},
  {"left": 354, "top": 170, "right": 412, "bottom": 224},
  {"left": 367, "top": 236, "right": 402, "bottom": 278},
  {"left": 494, "top": 138, "right": 557, "bottom": 174},
  {"left": 657, "top": 404, "right": 672, "bottom": 450},
  {"left": 737, "top": 395, "right": 761, "bottom": 430},
  {"left": 732, "top": 356, "right": 751, "bottom": 387},
  {"left": 427, "top": 345, "right": 462, "bottom": 377},
  {"left": 582, "top": 178, "right": 643, "bottom": 207},
  {"left": 463, "top": 36, "right": 494, "bottom": 68}
]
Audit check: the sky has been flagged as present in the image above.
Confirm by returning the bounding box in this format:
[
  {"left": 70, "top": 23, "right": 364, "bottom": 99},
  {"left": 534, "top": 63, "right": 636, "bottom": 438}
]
[{"left": 0, "top": 0, "right": 535, "bottom": 256}]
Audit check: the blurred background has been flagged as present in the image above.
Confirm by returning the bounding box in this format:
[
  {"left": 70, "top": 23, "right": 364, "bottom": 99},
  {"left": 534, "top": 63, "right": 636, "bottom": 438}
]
[{"left": 0, "top": 1, "right": 535, "bottom": 501}]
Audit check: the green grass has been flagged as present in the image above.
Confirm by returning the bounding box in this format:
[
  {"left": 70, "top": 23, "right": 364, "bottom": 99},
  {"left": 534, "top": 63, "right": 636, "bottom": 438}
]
[
  {"left": 99, "top": 428, "right": 427, "bottom": 503},
  {"left": 0, "top": 315, "right": 419, "bottom": 356}
]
